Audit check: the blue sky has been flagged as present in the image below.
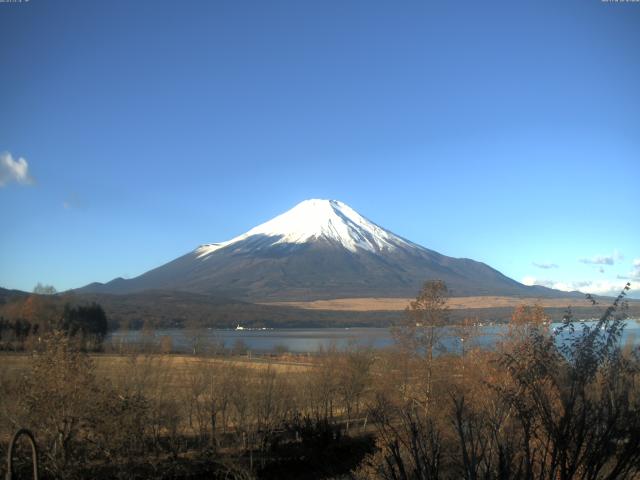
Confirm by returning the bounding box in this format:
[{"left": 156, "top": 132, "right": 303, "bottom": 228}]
[{"left": 1, "top": 0, "right": 639, "bottom": 298}]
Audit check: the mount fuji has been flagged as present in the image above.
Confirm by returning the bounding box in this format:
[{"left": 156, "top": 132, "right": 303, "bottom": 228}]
[{"left": 78, "top": 199, "right": 569, "bottom": 300}]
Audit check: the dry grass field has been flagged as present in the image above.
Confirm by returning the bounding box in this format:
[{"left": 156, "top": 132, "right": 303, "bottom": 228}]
[
  {"left": 0, "top": 352, "right": 313, "bottom": 382},
  {"left": 262, "top": 296, "right": 590, "bottom": 311}
]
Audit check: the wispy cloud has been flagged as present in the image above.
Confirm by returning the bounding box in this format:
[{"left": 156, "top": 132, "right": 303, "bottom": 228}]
[
  {"left": 579, "top": 250, "right": 623, "bottom": 266},
  {"left": 0, "top": 152, "right": 33, "bottom": 187},
  {"left": 579, "top": 255, "right": 613, "bottom": 265},
  {"left": 532, "top": 262, "right": 558, "bottom": 269},
  {"left": 614, "top": 260, "right": 640, "bottom": 281},
  {"left": 62, "top": 193, "right": 84, "bottom": 210},
  {"left": 628, "top": 259, "right": 640, "bottom": 280}
]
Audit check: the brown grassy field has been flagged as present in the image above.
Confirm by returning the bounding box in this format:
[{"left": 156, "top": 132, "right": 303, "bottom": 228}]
[
  {"left": 262, "top": 296, "right": 594, "bottom": 311},
  {"left": 0, "top": 352, "right": 313, "bottom": 380}
]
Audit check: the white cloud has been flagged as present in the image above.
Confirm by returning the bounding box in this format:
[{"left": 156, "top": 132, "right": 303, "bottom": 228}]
[
  {"left": 524, "top": 255, "right": 638, "bottom": 297},
  {"left": 532, "top": 262, "right": 559, "bottom": 269},
  {"left": 522, "top": 275, "right": 633, "bottom": 296},
  {"left": 575, "top": 280, "right": 633, "bottom": 296},
  {"left": 0, "top": 152, "right": 33, "bottom": 186}
]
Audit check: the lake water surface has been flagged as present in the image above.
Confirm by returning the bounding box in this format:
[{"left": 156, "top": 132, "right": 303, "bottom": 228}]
[{"left": 107, "top": 319, "right": 640, "bottom": 354}]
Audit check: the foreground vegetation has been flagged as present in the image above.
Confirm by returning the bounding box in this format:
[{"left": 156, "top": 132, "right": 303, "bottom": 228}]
[{"left": 0, "top": 281, "right": 638, "bottom": 479}]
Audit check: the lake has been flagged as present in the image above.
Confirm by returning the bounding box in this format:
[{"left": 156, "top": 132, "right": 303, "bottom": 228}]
[{"left": 106, "top": 319, "right": 640, "bottom": 354}]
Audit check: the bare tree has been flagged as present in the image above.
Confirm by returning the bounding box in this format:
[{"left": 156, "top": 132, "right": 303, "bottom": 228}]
[
  {"left": 33, "top": 283, "right": 57, "bottom": 295},
  {"left": 15, "top": 332, "right": 100, "bottom": 478},
  {"left": 337, "top": 345, "right": 373, "bottom": 432},
  {"left": 359, "top": 393, "right": 443, "bottom": 480},
  {"left": 393, "top": 280, "right": 449, "bottom": 412}
]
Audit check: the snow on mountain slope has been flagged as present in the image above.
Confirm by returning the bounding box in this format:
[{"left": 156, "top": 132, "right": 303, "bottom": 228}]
[{"left": 195, "top": 199, "right": 415, "bottom": 258}]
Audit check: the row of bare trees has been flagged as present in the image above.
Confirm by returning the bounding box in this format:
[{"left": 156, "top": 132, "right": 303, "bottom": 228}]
[{"left": 0, "top": 332, "right": 380, "bottom": 478}]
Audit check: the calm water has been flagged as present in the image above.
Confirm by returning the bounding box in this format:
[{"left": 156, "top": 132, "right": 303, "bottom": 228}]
[{"left": 106, "top": 319, "right": 640, "bottom": 354}]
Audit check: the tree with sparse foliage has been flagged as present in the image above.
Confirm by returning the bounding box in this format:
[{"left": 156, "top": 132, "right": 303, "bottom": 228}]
[{"left": 393, "top": 280, "right": 449, "bottom": 410}]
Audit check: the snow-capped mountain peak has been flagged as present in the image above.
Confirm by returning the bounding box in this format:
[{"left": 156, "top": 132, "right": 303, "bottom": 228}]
[
  {"left": 195, "top": 199, "right": 413, "bottom": 258},
  {"left": 77, "top": 198, "right": 569, "bottom": 300}
]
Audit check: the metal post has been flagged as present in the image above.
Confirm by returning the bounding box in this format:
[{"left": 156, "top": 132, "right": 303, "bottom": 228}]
[{"left": 5, "top": 428, "right": 39, "bottom": 480}]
